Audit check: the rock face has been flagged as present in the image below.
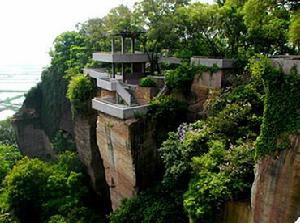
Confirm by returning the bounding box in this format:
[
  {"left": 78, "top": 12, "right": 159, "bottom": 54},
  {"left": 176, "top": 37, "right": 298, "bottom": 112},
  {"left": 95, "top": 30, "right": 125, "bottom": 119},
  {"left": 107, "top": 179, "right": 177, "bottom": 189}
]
[
  {"left": 12, "top": 108, "right": 54, "bottom": 160},
  {"left": 96, "top": 113, "right": 159, "bottom": 210},
  {"left": 74, "top": 113, "right": 111, "bottom": 211},
  {"left": 223, "top": 201, "right": 252, "bottom": 223},
  {"left": 251, "top": 133, "right": 300, "bottom": 223}
]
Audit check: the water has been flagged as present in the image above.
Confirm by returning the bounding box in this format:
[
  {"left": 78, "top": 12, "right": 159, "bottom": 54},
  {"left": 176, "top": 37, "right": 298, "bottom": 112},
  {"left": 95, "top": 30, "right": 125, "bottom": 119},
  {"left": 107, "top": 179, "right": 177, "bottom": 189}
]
[{"left": 0, "top": 65, "right": 42, "bottom": 120}]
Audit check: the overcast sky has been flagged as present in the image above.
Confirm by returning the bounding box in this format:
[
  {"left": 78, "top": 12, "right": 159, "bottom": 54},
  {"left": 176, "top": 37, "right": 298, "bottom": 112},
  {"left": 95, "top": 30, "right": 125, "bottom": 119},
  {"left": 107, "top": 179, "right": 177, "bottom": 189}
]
[{"left": 0, "top": 0, "right": 212, "bottom": 67}]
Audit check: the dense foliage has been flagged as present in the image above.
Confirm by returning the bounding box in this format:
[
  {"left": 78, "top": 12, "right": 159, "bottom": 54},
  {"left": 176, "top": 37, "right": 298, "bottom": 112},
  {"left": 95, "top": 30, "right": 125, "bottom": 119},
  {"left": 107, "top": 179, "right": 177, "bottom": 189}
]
[
  {"left": 0, "top": 152, "right": 103, "bottom": 223},
  {"left": 0, "top": 120, "right": 16, "bottom": 146},
  {"left": 165, "top": 63, "right": 219, "bottom": 92},
  {"left": 67, "top": 75, "right": 94, "bottom": 115},
  {"left": 52, "top": 130, "right": 76, "bottom": 153},
  {"left": 14, "top": 0, "right": 300, "bottom": 222},
  {"left": 250, "top": 56, "right": 300, "bottom": 157},
  {"left": 111, "top": 71, "right": 264, "bottom": 222},
  {"left": 139, "top": 77, "right": 157, "bottom": 87}
]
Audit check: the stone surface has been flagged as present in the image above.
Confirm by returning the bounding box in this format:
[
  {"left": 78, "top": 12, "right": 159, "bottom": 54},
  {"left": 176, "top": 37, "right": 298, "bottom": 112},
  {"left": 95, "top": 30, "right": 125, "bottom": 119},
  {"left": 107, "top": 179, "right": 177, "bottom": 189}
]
[
  {"left": 191, "top": 57, "right": 234, "bottom": 69},
  {"left": 135, "top": 86, "right": 158, "bottom": 105},
  {"left": 195, "top": 70, "right": 223, "bottom": 88},
  {"left": 251, "top": 133, "right": 300, "bottom": 223},
  {"left": 223, "top": 201, "right": 251, "bottom": 223},
  {"left": 96, "top": 113, "right": 159, "bottom": 210},
  {"left": 12, "top": 109, "right": 54, "bottom": 160},
  {"left": 74, "top": 113, "right": 111, "bottom": 212}
]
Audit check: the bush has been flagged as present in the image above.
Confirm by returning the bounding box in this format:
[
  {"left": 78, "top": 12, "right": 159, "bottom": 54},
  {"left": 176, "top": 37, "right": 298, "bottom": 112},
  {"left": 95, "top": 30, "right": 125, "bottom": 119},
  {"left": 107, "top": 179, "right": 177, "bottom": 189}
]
[
  {"left": 52, "top": 130, "right": 76, "bottom": 153},
  {"left": 139, "top": 77, "right": 157, "bottom": 87},
  {"left": 23, "top": 83, "right": 42, "bottom": 112},
  {"left": 184, "top": 141, "right": 254, "bottom": 222},
  {"left": 0, "top": 120, "right": 17, "bottom": 146},
  {"left": 249, "top": 56, "right": 300, "bottom": 157},
  {"left": 67, "top": 75, "right": 94, "bottom": 115},
  {"left": 109, "top": 188, "right": 187, "bottom": 223},
  {"left": 0, "top": 145, "right": 22, "bottom": 184},
  {"left": 165, "top": 63, "right": 219, "bottom": 92},
  {"left": 148, "top": 96, "right": 188, "bottom": 144},
  {"left": 1, "top": 152, "right": 100, "bottom": 222}
]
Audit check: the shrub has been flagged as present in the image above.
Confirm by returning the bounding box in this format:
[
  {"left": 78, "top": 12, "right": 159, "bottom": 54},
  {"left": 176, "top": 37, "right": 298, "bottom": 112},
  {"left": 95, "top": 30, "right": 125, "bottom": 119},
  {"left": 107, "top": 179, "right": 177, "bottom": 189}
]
[
  {"left": 139, "top": 77, "right": 157, "bottom": 87},
  {"left": 67, "top": 75, "right": 94, "bottom": 115},
  {"left": 52, "top": 130, "right": 76, "bottom": 153},
  {"left": 0, "top": 145, "right": 22, "bottom": 184},
  {"left": 165, "top": 63, "right": 219, "bottom": 92},
  {"left": 109, "top": 187, "right": 187, "bottom": 223},
  {"left": 184, "top": 141, "right": 254, "bottom": 222},
  {"left": 249, "top": 56, "right": 300, "bottom": 157},
  {"left": 0, "top": 120, "right": 17, "bottom": 146},
  {"left": 23, "top": 83, "right": 42, "bottom": 112}
]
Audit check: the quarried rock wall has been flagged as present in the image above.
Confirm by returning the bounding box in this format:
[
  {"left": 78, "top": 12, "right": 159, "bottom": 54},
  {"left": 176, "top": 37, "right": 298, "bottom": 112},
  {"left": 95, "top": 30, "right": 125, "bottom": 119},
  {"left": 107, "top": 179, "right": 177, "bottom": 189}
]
[
  {"left": 96, "top": 113, "right": 159, "bottom": 210},
  {"left": 74, "top": 113, "right": 111, "bottom": 212},
  {"left": 251, "top": 133, "right": 300, "bottom": 223}
]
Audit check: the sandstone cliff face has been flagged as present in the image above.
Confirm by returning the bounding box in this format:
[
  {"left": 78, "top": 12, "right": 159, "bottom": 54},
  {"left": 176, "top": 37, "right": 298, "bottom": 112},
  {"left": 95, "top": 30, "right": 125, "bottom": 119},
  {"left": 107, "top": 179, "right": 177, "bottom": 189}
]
[
  {"left": 251, "top": 133, "right": 300, "bottom": 223},
  {"left": 74, "top": 113, "right": 111, "bottom": 211},
  {"left": 223, "top": 201, "right": 251, "bottom": 223},
  {"left": 96, "top": 113, "right": 159, "bottom": 210},
  {"left": 13, "top": 108, "right": 54, "bottom": 160}
]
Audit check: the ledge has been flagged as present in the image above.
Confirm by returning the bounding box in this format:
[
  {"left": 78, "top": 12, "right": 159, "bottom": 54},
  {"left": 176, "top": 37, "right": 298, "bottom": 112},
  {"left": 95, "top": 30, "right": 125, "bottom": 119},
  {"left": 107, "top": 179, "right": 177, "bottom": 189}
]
[
  {"left": 271, "top": 57, "right": 300, "bottom": 75},
  {"left": 191, "top": 57, "right": 234, "bottom": 69},
  {"left": 93, "top": 53, "right": 150, "bottom": 63},
  {"left": 84, "top": 68, "right": 109, "bottom": 79},
  {"left": 92, "top": 98, "right": 148, "bottom": 120}
]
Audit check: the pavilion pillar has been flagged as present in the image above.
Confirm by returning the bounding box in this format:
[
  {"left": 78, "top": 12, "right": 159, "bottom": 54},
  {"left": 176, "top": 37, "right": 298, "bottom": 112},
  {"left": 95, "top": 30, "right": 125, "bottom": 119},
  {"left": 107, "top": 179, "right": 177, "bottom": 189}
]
[
  {"left": 111, "top": 37, "right": 115, "bottom": 54},
  {"left": 131, "top": 37, "right": 135, "bottom": 53},
  {"left": 121, "top": 36, "right": 125, "bottom": 54},
  {"left": 112, "top": 63, "right": 115, "bottom": 78}
]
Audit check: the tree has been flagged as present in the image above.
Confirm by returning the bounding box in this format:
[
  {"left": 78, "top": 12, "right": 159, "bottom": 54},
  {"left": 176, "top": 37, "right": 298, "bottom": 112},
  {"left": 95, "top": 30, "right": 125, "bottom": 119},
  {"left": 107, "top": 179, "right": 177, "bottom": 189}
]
[
  {"left": 2, "top": 152, "right": 100, "bottom": 222},
  {"left": 67, "top": 75, "right": 94, "bottom": 115},
  {"left": 243, "top": 0, "right": 290, "bottom": 54},
  {"left": 3, "top": 158, "right": 51, "bottom": 222},
  {"left": 289, "top": 9, "right": 300, "bottom": 53},
  {"left": 0, "top": 145, "right": 22, "bottom": 185},
  {"left": 49, "top": 31, "right": 89, "bottom": 76}
]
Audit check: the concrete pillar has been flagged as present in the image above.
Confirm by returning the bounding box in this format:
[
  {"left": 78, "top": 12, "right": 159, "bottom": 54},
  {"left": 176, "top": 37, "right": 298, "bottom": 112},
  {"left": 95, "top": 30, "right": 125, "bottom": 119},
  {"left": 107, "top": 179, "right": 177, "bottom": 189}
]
[
  {"left": 112, "top": 63, "right": 115, "bottom": 78},
  {"left": 121, "top": 36, "right": 125, "bottom": 54},
  {"left": 111, "top": 37, "right": 115, "bottom": 54},
  {"left": 131, "top": 37, "right": 135, "bottom": 54},
  {"left": 121, "top": 63, "right": 125, "bottom": 82}
]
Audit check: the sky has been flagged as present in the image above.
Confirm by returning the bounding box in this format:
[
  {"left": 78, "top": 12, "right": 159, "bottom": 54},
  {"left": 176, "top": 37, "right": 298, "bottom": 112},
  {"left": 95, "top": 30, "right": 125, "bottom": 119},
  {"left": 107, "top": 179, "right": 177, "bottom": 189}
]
[{"left": 0, "top": 0, "right": 212, "bottom": 67}]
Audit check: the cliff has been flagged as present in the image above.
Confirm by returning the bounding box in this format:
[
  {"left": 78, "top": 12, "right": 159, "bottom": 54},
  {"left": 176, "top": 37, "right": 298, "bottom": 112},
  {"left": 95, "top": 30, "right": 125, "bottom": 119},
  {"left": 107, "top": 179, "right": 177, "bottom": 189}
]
[
  {"left": 74, "top": 113, "right": 111, "bottom": 212},
  {"left": 251, "top": 133, "right": 300, "bottom": 223}
]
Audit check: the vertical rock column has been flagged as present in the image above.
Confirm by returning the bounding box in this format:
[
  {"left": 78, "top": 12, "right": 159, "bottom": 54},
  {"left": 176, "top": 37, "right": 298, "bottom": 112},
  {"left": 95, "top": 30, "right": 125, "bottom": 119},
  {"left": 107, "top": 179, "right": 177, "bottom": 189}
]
[
  {"left": 74, "top": 113, "right": 111, "bottom": 211},
  {"left": 251, "top": 133, "right": 300, "bottom": 223},
  {"left": 96, "top": 113, "right": 137, "bottom": 210}
]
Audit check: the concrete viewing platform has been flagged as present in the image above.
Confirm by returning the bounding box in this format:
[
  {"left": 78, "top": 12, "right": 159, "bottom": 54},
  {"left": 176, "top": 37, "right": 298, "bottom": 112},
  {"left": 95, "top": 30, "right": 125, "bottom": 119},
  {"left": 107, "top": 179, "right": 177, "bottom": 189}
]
[
  {"left": 93, "top": 52, "right": 150, "bottom": 63},
  {"left": 84, "top": 68, "right": 109, "bottom": 79},
  {"left": 92, "top": 98, "right": 148, "bottom": 120},
  {"left": 191, "top": 57, "right": 234, "bottom": 69}
]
